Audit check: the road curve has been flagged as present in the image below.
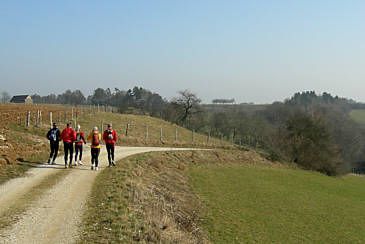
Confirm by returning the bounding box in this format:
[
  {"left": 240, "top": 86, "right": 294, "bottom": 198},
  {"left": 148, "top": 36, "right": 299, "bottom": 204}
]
[{"left": 0, "top": 145, "right": 199, "bottom": 244}]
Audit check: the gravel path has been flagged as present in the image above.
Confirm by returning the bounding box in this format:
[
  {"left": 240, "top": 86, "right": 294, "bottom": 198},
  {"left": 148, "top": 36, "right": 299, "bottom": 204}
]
[{"left": 0, "top": 145, "right": 196, "bottom": 244}]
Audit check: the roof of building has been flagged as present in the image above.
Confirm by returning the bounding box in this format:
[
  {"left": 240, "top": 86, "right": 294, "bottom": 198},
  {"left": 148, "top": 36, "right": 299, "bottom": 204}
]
[{"left": 10, "top": 95, "right": 31, "bottom": 102}]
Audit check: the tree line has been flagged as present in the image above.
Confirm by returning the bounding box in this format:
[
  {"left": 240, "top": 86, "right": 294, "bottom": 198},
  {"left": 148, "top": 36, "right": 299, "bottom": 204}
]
[
  {"left": 6, "top": 87, "right": 365, "bottom": 176},
  {"left": 30, "top": 87, "right": 201, "bottom": 123},
  {"left": 187, "top": 91, "right": 365, "bottom": 176}
]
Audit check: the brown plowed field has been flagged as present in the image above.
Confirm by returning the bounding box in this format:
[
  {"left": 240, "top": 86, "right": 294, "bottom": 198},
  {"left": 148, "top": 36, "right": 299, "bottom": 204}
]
[{"left": 0, "top": 103, "right": 89, "bottom": 128}]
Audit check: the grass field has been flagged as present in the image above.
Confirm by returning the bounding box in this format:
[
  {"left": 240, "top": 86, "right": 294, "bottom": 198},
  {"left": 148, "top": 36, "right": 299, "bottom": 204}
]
[
  {"left": 350, "top": 109, "right": 365, "bottom": 125},
  {"left": 191, "top": 163, "right": 365, "bottom": 243},
  {"left": 80, "top": 149, "right": 365, "bottom": 243}
]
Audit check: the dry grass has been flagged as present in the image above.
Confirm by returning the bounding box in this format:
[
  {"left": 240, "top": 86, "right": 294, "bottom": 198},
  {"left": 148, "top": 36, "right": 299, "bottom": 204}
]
[
  {"left": 77, "top": 112, "right": 233, "bottom": 149},
  {"left": 0, "top": 103, "right": 79, "bottom": 128},
  {"left": 0, "top": 126, "right": 55, "bottom": 184}
]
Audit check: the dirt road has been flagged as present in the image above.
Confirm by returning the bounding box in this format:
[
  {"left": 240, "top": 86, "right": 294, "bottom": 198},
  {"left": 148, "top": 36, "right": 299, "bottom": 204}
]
[{"left": 0, "top": 145, "right": 197, "bottom": 244}]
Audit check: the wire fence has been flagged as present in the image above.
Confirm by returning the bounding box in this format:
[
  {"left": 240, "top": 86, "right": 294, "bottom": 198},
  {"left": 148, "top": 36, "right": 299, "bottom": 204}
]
[{"left": 0, "top": 103, "right": 239, "bottom": 148}]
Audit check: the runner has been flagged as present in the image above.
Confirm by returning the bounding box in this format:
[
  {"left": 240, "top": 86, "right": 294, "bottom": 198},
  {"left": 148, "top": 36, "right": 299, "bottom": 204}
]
[
  {"left": 74, "top": 124, "right": 86, "bottom": 166},
  {"left": 46, "top": 123, "right": 61, "bottom": 164},
  {"left": 60, "top": 123, "right": 76, "bottom": 168},
  {"left": 103, "top": 123, "right": 117, "bottom": 167},
  {"left": 88, "top": 126, "right": 101, "bottom": 171}
]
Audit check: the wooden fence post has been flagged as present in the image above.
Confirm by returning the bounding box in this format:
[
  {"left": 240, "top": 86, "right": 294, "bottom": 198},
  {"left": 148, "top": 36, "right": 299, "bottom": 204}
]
[
  {"left": 50, "top": 112, "right": 53, "bottom": 127},
  {"left": 160, "top": 128, "right": 163, "bottom": 141},
  {"left": 101, "top": 120, "right": 104, "bottom": 133},
  {"left": 71, "top": 108, "right": 74, "bottom": 121},
  {"left": 232, "top": 128, "right": 236, "bottom": 144},
  {"left": 192, "top": 130, "right": 195, "bottom": 143},
  {"left": 26, "top": 111, "right": 30, "bottom": 127},
  {"left": 207, "top": 131, "right": 210, "bottom": 144},
  {"left": 175, "top": 128, "right": 178, "bottom": 141},
  {"left": 39, "top": 110, "right": 42, "bottom": 126},
  {"left": 36, "top": 110, "right": 39, "bottom": 127},
  {"left": 125, "top": 123, "right": 129, "bottom": 136}
]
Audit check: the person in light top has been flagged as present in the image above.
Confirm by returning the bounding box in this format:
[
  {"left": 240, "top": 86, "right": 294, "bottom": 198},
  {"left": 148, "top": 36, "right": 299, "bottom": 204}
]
[
  {"left": 74, "top": 124, "right": 86, "bottom": 166},
  {"left": 103, "top": 123, "right": 118, "bottom": 167},
  {"left": 88, "top": 127, "right": 101, "bottom": 171}
]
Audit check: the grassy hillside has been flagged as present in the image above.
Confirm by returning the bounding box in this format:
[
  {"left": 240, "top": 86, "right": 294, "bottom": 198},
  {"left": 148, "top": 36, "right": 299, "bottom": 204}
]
[
  {"left": 80, "top": 149, "right": 365, "bottom": 243},
  {"left": 77, "top": 112, "right": 229, "bottom": 148},
  {"left": 191, "top": 162, "right": 365, "bottom": 243},
  {"left": 350, "top": 109, "right": 365, "bottom": 125},
  {"left": 0, "top": 105, "right": 231, "bottom": 184}
]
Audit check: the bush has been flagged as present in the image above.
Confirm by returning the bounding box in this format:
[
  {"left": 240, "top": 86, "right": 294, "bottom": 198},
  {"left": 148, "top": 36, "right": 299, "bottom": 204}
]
[{"left": 283, "top": 112, "right": 344, "bottom": 175}]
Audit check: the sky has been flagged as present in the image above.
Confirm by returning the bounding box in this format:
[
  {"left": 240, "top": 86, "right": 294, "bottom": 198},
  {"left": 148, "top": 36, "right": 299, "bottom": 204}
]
[{"left": 1, "top": 0, "right": 365, "bottom": 104}]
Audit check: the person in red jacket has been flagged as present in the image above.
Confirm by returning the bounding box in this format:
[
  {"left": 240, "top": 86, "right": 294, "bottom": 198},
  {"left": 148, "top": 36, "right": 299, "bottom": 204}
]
[
  {"left": 74, "top": 124, "right": 86, "bottom": 166},
  {"left": 60, "top": 123, "right": 77, "bottom": 168},
  {"left": 103, "top": 123, "right": 117, "bottom": 167}
]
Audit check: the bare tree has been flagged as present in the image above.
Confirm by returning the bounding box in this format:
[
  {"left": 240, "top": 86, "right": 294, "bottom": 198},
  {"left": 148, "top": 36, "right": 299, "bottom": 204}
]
[
  {"left": 1, "top": 91, "right": 11, "bottom": 103},
  {"left": 172, "top": 90, "right": 202, "bottom": 123}
]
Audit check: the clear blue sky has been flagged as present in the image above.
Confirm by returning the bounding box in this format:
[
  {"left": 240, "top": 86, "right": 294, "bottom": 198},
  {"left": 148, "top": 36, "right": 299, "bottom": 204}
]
[{"left": 1, "top": 0, "right": 364, "bottom": 103}]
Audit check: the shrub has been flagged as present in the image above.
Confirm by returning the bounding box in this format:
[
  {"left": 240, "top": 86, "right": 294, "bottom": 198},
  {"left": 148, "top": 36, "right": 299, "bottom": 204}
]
[{"left": 283, "top": 111, "right": 344, "bottom": 175}]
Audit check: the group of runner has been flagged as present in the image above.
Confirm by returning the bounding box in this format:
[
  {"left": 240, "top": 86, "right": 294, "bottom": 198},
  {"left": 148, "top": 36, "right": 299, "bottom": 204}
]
[{"left": 46, "top": 122, "right": 118, "bottom": 171}]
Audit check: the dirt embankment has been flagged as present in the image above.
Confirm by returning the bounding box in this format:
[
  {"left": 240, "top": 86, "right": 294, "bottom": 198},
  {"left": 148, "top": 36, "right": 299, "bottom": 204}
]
[{"left": 0, "top": 130, "right": 49, "bottom": 162}]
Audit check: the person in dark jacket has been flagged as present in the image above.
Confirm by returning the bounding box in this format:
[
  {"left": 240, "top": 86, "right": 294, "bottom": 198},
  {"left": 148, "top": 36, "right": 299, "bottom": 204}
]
[
  {"left": 103, "top": 123, "right": 117, "bottom": 167},
  {"left": 74, "top": 124, "right": 86, "bottom": 166},
  {"left": 46, "top": 123, "right": 61, "bottom": 164},
  {"left": 60, "top": 123, "right": 77, "bottom": 168}
]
